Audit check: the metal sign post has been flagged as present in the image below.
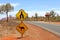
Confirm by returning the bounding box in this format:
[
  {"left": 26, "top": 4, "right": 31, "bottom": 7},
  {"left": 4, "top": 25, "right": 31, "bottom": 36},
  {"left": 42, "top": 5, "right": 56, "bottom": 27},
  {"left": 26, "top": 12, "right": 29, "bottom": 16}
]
[{"left": 16, "top": 9, "right": 28, "bottom": 38}]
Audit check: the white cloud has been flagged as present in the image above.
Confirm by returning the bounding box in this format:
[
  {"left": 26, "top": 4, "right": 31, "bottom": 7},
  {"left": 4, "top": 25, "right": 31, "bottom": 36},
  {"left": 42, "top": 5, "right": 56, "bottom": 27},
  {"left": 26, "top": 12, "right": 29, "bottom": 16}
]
[
  {"left": 8, "top": 11, "right": 18, "bottom": 16},
  {"left": 8, "top": 10, "right": 60, "bottom": 17},
  {"left": 55, "top": 11, "right": 60, "bottom": 15},
  {"left": 0, "top": 10, "right": 60, "bottom": 19},
  {"left": 26, "top": 10, "right": 60, "bottom": 17},
  {"left": 11, "top": 3, "right": 19, "bottom": 7},
  {"left": 49, "top": 8, "right": 60, "bottom": 11},
  {"left": 26, "top": 11, "right": 50, "bottom": 17},
  {"left": 0, "top": 11, "right": 18, "bottom": 19},
  {"left": 0, "top": 3, "right": 19, "bottom": 7}
]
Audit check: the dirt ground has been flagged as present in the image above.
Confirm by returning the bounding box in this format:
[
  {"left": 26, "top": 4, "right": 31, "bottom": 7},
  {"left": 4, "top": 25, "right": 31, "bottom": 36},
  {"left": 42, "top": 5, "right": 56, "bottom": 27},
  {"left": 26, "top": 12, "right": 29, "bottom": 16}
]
[
  {"left": 46, "top": 22, "right": 60, "bottom": 25},
  {"left": 0, "top": 21, "right": 60, "bottom": 40}
]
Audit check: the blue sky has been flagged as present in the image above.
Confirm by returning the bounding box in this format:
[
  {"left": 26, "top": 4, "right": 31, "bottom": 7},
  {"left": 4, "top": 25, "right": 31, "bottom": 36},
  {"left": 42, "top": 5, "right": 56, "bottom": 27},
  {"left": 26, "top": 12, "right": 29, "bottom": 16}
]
[{"left": 0, "top": 0, "right": 60, "bottom": 19}]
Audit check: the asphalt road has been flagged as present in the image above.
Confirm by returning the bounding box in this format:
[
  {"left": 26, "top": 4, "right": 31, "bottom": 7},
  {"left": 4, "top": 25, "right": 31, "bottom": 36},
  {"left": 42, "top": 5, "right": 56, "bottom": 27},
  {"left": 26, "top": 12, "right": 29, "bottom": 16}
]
[{"left": 25, "top": 21, "right": 60, "bottom": 36}]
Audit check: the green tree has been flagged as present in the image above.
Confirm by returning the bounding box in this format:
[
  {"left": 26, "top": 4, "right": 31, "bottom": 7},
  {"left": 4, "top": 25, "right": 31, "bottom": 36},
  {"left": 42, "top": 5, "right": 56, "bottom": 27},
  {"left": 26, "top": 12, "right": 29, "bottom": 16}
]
[
  {"left": 35, "top": 13, "right": 38, "bottom": 18},
  {"left": 50, "top": 10, "right": 56, "bottom": 17},
  {"left": 50, "top": 10, "right": 56, "bottom": 21},
  {"left": 35, "top": 13, "right": 38, "bottom": 21},
  {"left": 56, "top": 14, "right": 60, "bottom": 21},
  {"left": 0, "top": 3, "right": 14, "bottom": 22}
]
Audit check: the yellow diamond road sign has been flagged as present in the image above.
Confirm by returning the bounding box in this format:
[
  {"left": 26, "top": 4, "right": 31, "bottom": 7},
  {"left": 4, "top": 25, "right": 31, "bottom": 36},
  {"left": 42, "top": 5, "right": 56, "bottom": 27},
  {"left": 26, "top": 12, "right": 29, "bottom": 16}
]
[
  {"left": 16, "top": 21, "right": 28, "bottom": 34},
  {"left": 16, "top": 9, "right": 28, "bottom": 20}
]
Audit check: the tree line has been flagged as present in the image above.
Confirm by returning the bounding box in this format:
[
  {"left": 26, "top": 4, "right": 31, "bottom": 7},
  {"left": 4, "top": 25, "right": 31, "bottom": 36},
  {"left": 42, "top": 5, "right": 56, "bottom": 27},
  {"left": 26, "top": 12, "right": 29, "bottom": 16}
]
[
  {"left": 0, "top": 3, "right": 60, "bottom": 22},
  {"left": 27, "top": 10, "right": 60, "bottom": 22}
]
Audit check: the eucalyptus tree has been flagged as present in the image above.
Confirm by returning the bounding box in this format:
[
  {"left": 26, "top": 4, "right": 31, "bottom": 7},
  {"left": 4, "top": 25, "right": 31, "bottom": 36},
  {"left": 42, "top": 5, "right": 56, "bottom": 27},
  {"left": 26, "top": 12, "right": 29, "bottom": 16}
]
[{"left": 0, "top": 3, "right": 14, "bottom": 22}]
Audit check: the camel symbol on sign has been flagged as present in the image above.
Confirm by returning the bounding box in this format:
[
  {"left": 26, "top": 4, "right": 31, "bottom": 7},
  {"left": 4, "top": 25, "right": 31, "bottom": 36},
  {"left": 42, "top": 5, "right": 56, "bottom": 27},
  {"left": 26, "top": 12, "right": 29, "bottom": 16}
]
[{"left": 19, "top": 27, "right": 25, "bottom": 31}]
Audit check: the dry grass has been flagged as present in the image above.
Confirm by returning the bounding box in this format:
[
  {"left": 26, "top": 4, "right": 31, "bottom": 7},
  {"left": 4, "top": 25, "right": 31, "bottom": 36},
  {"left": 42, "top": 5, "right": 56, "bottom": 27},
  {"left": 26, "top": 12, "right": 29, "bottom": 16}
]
[{"left": 0, "top": 20, "right": 19, "bottom": 37}]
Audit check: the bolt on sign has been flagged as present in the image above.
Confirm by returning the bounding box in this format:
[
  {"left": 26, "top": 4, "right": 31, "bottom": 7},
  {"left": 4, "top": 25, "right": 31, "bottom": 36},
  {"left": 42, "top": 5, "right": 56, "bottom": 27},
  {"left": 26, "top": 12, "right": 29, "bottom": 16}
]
[
  {"left": 16, "top": 21, "right": 28, "bottom": 34},
  {"left": 16, "top": 9, "right": 28, "bottom": 21}
]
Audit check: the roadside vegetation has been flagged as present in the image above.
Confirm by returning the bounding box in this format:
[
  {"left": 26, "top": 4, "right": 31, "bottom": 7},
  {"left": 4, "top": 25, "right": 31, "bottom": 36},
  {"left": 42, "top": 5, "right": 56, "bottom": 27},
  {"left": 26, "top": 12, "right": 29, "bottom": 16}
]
[
  {"left": 0, "top": 3, "right": 60, "bottom": 22},
  {"left": 25, "top": 10, "right": 60, "bottom": 22}
]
